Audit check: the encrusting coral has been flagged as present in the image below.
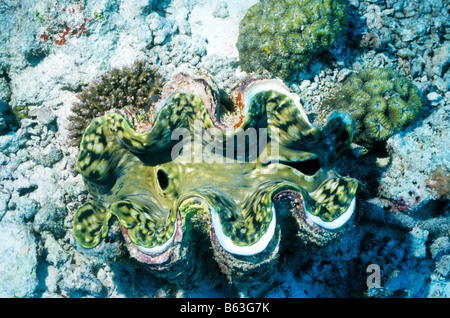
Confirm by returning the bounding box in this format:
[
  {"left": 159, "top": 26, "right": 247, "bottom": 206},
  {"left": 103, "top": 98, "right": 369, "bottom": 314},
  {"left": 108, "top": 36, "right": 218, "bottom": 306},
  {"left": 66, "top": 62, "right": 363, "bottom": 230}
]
[
  {"left": 237, "top": 0, "right": 348, "bottom": 79},
  {"left": 324, "top": 68, "right": 423, "bottom": 147},
  {"left": 67, "top": 60, "right": 164, "bottom": 146}
]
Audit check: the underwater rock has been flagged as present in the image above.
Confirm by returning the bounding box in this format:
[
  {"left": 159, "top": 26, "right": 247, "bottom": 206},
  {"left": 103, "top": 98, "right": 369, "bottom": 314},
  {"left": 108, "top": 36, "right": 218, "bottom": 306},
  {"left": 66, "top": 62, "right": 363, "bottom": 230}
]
[
  {"left": 430, "top": 237, "right": 450, "bottom": 260},
  {"left": 44, "top": 265, "right": 60, "bottom": 294},
  {"left": 29, "top": 108, "right": 57, "bottom": 127},
  {"left": 0, "top": 221, "right": 38, "bottom": 297},
  {"left": 33, "top": 202, "right": 66, "bottom": 238},
  {"left": 431, "top": 42, "right": 450, "bottom": 77},
  {"left": 212, "top": 2, "right": 229, "bottom": 19},
  {"left": 0, "top": 0, "right": 43, "bottom": 69},
  {"left": 0, "top": 76, "right": 11, "bottom": 130},
  {"left": 147, "top": 12, "right": 174, "bottom": 45},
  {"left": 118, "top": 0, "right": 154, "bottom": 18},
  {"left": 0, "top": 116, "right": 8, "bottom": 136},
  {"left": 406, "top": 226, "right": 429, "bottom": 259},
  {"left": 8, "top": 196, "right": 40, "bottom": 222},
  {"left": 0, "top": 129, "right": 28, "bottom": 155},
  {"left": 0, "top": 189, "right": 10, "bottom": 221},
  {"left": 42, "top": 231, "right": 71, "bottom": 268},
  {"left": 58, "top": 260, "right": 104, "bottom": 297},
  {"left": 7, "top": 0, "right": 160, "bottom": 109},
  {"left": 150, "top": 34, "right": 208, "bottom": 77},
  {"left": 170, "top": 0, "right": 193, "bottom": 36},
  {"left": 32, "top": 144, "right": 63, "bottom": 167},
  {"left": 427, "top": 92, "right": 443, "bottom": 106},
  {"left": 367, "top": 257, "right": 433, "bottom": 297},
  {"left": 380, "top": 104, "right": 450, "bottom": 211},
  {"left": 427, "top": 279, "right": 450, "bottom": 298},
  {"left": 364, "top": 4, "right": 382, "bottom": 30},
  {"left": 435, "top": 255, "right": 450, "bottom": 278}
]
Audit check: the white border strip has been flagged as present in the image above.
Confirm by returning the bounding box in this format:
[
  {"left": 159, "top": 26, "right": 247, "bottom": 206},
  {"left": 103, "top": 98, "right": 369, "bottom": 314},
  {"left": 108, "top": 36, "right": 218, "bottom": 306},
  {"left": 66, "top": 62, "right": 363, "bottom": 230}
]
[
  {"left": 137, "top": 221, "right": 177, "bottom": 256},
  {"left": 242, "top": 79, "right": 312, "bottom": 125},
  {"left": 210, "top": 204, "right": 276, "bottom": 256},
  {"left": 304, "top": 197, "right": 356, "bottom": 230}
]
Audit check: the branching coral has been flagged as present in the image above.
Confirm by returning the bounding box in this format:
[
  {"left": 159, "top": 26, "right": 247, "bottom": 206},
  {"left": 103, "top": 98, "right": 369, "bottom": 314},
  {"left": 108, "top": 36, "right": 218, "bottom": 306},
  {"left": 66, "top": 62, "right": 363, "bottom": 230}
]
[
  {"left": 324, "top": 68, "right": 423, "bottom": 147},
  {"left": 237, "top": 0, "right": 348, "bottom": 79},
  {"left": 67, "top": 60, "right": 164, "bottom": 146}
]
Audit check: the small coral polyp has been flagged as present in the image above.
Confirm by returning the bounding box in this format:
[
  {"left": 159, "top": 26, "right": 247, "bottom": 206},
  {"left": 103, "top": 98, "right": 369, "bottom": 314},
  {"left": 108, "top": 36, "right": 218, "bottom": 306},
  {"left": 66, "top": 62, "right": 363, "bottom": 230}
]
[
  {"left": 237, "top": 0, "right": 347, "bottom": 79},
  {"left": 327, "top": 68, "right": 423, "bottom": 147},
  {"left": 72, "top": 74, "right": 359, "bottom": 287}
]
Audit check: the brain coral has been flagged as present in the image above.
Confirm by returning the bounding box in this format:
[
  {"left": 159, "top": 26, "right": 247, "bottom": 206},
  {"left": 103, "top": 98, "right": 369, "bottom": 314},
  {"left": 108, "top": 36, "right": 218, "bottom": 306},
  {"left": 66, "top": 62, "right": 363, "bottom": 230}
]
[
  {"left": 68, "top": 60, "right": 163, "bottom": 146},
  {"left": 325, "top": 68, "right": 423, "bottom": 147},
  {"left": 237, "top": 0, "right": 348, "bottom": 79}
]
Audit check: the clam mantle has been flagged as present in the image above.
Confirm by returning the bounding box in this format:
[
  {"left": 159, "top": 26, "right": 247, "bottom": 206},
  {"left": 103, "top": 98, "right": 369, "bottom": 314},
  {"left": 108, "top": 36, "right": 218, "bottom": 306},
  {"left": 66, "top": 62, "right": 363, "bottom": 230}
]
[{"left": 72, "top": 74, "right": 359, "bottom": 286}]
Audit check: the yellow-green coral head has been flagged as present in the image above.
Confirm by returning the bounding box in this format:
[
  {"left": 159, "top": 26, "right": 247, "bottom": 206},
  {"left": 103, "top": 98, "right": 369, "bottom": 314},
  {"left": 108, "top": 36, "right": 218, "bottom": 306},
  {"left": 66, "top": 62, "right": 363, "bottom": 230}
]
[
  {"left": 326, "top": 68, "right": 423, "bottom": 147},
  {"left": 237, "top": 0, "right": 347, "bottom": 79}
]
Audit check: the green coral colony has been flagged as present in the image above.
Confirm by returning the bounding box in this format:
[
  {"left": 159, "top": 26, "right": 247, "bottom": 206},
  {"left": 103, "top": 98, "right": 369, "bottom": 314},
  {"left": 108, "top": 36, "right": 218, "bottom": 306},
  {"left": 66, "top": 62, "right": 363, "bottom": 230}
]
[
  {"left": 72, "top": 68, "right": 359, "bottom": 286},
  {"left": 327, "top": 68, "right": 423, "bottom": 146},
  {"left": 237, "top": 0, "right": 347, "bottom": 79}
]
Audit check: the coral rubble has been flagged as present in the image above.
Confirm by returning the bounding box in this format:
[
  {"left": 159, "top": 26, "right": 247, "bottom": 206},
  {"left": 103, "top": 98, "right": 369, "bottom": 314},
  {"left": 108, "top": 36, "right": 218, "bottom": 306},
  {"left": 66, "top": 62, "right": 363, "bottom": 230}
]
[{"left": 0, "top": 0, "right": 448, "bottom": 299}]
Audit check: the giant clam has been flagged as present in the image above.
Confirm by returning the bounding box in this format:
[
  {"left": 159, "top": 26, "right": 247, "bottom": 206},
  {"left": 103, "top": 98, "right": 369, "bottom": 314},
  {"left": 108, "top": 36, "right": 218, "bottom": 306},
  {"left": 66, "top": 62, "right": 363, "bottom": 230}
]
[{"left": 72, "top": 73, "right": 359, "bottom": 291}]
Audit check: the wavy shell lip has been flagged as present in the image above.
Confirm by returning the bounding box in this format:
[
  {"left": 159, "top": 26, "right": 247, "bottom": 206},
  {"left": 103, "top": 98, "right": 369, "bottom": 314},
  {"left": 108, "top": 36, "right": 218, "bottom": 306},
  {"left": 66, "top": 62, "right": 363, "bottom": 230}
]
[
  {"left": 209, "top": 213, "right": 281, "bottom": 261},
  {"left": 239, "top": 78, "right": 312, "bottom": 126},
  {"left": 122, "top": 211, "right": 184, "bottom": 265},
  {"left": 210, "top": 204, "right": 277, "bottom": 256},
  {"left": 304, "top": 197, "right": 356, "bottom": 230},
  {"left": 136, "top": 220, "right": 178, "bottom": 256}
]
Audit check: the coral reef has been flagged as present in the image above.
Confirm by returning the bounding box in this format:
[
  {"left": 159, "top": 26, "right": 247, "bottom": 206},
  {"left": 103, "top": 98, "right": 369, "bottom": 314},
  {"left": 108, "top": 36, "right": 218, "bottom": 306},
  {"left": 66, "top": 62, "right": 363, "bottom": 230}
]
[
  {"left": 324, "top": 68, "right": 423, "bottom": 147},
  {"left": 73, "top": 74, "right": 359, "bottom": 290},
  {"left": 67, "top": 60, "right": 164, "bottom": 146},
  {"left": 237, "top": 0, "right": 347, "bottom": 79},
  {"left": 0, "top": 0, "right": 448, "bottom": 300}
]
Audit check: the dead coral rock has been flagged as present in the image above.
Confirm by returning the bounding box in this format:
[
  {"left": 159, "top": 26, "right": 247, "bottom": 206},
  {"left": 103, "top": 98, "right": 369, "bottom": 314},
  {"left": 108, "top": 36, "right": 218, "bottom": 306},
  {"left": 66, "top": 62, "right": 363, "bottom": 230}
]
[
  {"left": 379, "top": 105, "right": 450, "bottom": 212},
  {"left": 425, "top": 165, "right": 450, "bottom": 200},
  {"left": 435, "top": 255, "right": 450, "bottom": 278},
  {"left": 406, "top": 226, "right": 429, "bottom": 259},
  {"left": 430, "top": 236, "right": 450, "bottom": 260}
]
